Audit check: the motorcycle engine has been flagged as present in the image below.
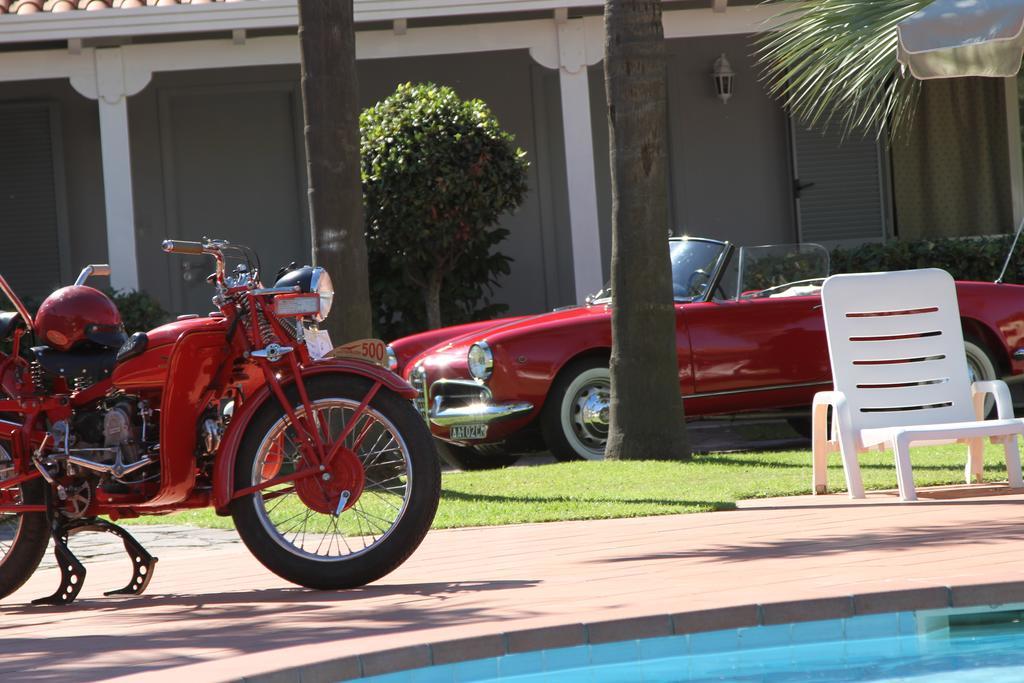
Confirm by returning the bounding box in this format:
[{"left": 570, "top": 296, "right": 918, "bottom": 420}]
[{"left": 54, "top": 397, "right": 158, "bottom": 491}]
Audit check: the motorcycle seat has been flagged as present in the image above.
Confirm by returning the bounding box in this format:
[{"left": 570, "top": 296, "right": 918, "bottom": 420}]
[
  {"left": 0, "top": 311, "right": 24, "bottom": 340},
  {"left": 30, "top": 346, "right": 117, "bottom": 385}
]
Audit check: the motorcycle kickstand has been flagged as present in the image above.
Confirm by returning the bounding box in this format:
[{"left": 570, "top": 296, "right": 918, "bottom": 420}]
[
  {"left": 89, "top": 518, "right": 159, "bottom": 597},
  {"left": 32, "top": 518, "right": 159, "bottom": 605},
  {"left": 32, "top": 522, "right": 86, "bottom": 606}
]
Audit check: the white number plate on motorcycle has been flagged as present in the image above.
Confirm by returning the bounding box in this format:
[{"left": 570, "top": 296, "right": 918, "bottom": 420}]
[
  {"left": 305, "top": 328, "right": 333, "bottom": 360},
  {"left": 451, "top": 424, "right": 488, "bottom": 440}
]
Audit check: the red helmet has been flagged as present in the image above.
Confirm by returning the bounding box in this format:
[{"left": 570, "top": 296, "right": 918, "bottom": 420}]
[{"left": 34, "top": 286, "right": 125, "bottom": 352}]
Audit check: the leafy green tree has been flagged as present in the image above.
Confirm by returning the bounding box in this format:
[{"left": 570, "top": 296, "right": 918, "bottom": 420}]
[
  {"left": 758, "top": 0, "right": 930, "bottom": 137},
  {"left": 360, "top": 83, "right": 529, "bottom": 331}
]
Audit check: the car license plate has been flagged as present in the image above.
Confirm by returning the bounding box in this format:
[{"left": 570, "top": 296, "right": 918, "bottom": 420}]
[{"left": 451, "top": 424, "right": 488, "bottom": 440}]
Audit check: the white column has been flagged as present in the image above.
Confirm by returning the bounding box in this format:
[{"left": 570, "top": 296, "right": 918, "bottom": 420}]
[
  {"left": 70, "top": 48, "right": 151, "bottom": 292},
  {"left": 552, "top": 18, "right": 605, "bottom": 303},
  {"left": 558, "top": 65, "right": 604, "bottom": 301},
  {"left": 97, "top": 95, "right": 139, "bottom": 291}
]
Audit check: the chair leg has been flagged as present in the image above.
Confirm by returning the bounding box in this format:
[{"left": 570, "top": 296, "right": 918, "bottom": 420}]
[
  {"left": 812, "top": 404, "right": 829, "bottom": 495},
  {"left": 892, "top": 435, "right": 917, "bottom": 502},
  {"left": 1003, "top": 436, "right": 1024, "bottom": 489},
  {"left": 835, "top": 425, "right": 864, "bottom": 499},
  {"left": 967, "top": 438, "right": 985, "bottom": 484}
]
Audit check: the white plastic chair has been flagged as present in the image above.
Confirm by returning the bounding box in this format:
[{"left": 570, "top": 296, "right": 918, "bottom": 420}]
[{"left": 812, "top": 268, "right": 1024, "bottom": 501}]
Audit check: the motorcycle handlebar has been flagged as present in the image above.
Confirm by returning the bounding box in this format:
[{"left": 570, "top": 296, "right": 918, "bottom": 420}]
[{"left": 161, "top": 240, "right": 207, "bottom": 255}]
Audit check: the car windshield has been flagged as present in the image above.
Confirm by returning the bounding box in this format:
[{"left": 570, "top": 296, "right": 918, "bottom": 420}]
[
  {"left": 587, "top": 240, "right": 829, "bottom": 303},
  {"left": 670, "top": 239, "right": 728, "bottom": 300},
  {"left": 733, "top": 243, "right": 830, "bottom": 299},
  {"left": 590, "top": 239, "right": 727, "bottom": 303}
]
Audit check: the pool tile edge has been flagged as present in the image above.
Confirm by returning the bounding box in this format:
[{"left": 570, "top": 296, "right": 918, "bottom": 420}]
[{"left": 242, "top": 581, "right": 1024, "bottom": 682}]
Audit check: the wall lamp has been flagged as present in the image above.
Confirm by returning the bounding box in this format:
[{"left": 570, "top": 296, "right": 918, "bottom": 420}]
[{"left": 712, "top": 53, "right": 734, "bottom": 103}]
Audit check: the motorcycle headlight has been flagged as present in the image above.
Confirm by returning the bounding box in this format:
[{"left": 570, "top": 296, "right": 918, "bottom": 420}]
[
  {"left": 310, "top": 267, "right": 334, "bottom": 323},
  {"left": 274, "top": 265, "right": 334, "bottom": 322},
  {"left": 467, "top": 342, "right": 493, "bottom": 381}
]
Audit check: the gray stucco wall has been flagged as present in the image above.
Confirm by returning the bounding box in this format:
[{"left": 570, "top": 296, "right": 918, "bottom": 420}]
[
  {"left": 126, "top": 52, "right": 575, "bottom": 319},
  {"left": 0, "top": 33, "right": 796, "bottom": 320},
  {"left": 0, "top": 79, "right": 108, "bottom": 288},
  {"left": 587, "top": 33, "right": 796, "bottom": 282},
  {"left": 128, "top": 66, "right": 311, "bottom": 314},
  {"left": 665, "top": 35, "right": 795, "bottom": 245}
]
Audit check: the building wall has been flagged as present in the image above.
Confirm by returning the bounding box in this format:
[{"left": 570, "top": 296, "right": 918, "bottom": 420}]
[
  {"left": 128, "top": 65, "right": 311, "bottom": 314},
  {"left": 0, "top": 79, "right": 108, "bottom": 296},
  {"left": 586, "top": 33, "right": 796, "bottom": 282},
  {"left": 126, "top": 52, "right": 575, "bottom": 319}
]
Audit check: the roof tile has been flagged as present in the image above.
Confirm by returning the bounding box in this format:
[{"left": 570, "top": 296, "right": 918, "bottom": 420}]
[
  {"left": 0, "top": 0, "right": 235, "bottom": 13},
  {"left": 12, "top": 0, "right": 44, "bottom": 15}
]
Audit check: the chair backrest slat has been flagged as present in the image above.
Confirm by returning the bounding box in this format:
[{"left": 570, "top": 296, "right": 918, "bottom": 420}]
[{"left": 821, "top": 269, "right": 974, "bottom": 430}]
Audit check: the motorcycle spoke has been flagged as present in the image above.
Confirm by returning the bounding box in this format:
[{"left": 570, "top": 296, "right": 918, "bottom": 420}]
[
  {"left": 361, "top": 489, "right": 403, "bottom": 512},
  {"left": 293, "top": 509, "right": 313, "bottom": 548},
  {"left": 251, "top": 397, "right": 413, "bottom": 561},
  {"left": 350, "top": 503, "right": 397, "bottom": 531},
  {"left": 360, "top": 435, "right": 399, "bottom": 469},
  {"left": 261, "top": 486, "right": 297, "bottom": 505},
  {"left": 330, "top": 514, "right": 354, "bottom": 556},
  {"left": 365, "top": 472, "right": 406, "bottom": 489},
  {"left": 0, "top": 456, "right": 21, "bottom": 566}
]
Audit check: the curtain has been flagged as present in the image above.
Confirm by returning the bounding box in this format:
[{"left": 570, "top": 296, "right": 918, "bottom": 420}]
[{"left": 891, "top": 77, "right": 1012, "bottom": 239}]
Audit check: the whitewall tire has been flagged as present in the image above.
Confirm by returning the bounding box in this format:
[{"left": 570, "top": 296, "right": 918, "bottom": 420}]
[{"left": 541, "top": 359, "right": 610, "bottom": 461}]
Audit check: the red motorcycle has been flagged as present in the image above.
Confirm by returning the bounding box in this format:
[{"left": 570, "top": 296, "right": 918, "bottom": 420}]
[{"left": 0, "top": 238, "right": 440, "bottom": 604}]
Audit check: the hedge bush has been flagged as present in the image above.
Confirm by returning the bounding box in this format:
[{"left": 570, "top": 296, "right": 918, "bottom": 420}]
[
  {"left": 830, "top": 235, "right": 1024, "bottom": 283},
  {"left": 361, "top": 83, "right": 529, "bottom": 339},
  {"left": 105, "top": 288, "right": 170, "bottom": 334}
]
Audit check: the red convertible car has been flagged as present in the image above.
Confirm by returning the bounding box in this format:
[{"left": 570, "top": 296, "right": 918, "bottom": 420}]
[{"left": 388, "top": 238, "right": 1024, "bottom": 469}]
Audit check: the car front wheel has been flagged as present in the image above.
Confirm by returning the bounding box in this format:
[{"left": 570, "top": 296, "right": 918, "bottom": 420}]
[{"left": 542, "top": 358, "right": 610, "bottom": 461}]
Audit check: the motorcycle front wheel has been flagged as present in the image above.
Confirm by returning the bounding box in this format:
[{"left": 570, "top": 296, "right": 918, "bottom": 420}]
[{"left": 230, "top": 375, "right": 441, "bottom": 590}]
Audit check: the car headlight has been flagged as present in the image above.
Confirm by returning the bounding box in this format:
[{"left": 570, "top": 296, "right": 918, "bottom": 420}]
[
  {"left": 467, "top": 342, "right": 493, "bottom": 381},
  {"left": 310, "top": 267, "right": 334, "bottom": 323},
  {"left": 386, "top": 345, "right": 398, "bottom": 373}
]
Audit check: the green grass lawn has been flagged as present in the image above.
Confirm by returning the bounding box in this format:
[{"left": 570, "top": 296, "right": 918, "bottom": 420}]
[{"left": 123, "top": 442, "right": 1016, "bottom": 530}]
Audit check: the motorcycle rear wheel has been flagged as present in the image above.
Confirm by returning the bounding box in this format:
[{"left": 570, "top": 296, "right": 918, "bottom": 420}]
[
  {"left": 230, "top": 375, "right": 441, "bottom": 590},
  {"left": 0, "top": 444, "right": 49, "bottom": 601}
]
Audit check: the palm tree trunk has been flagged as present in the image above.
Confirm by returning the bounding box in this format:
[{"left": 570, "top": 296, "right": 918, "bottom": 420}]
[
  {"left": 603, "top": 0, "right": 690, "bottom": 461},
  {"left": 297, "top": 0, "right": 374, "bottom": 343}
]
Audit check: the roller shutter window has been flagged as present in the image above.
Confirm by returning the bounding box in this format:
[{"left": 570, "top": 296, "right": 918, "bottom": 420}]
[
  {"left": 791, "top": 119, "right": 888, "bottom": 245},
  {"left": 0, "top": 103, "right": 64, "bottom": 300}
]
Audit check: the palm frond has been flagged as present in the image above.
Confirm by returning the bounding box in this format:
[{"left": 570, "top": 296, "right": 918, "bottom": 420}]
[{"left": 756, "top": 0, "right": 932, "bottom": 138}]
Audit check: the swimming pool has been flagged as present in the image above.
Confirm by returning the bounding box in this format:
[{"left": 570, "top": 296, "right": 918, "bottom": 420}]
[{"left": 360, "top": 606, "right": 1024, "bottom": 682}]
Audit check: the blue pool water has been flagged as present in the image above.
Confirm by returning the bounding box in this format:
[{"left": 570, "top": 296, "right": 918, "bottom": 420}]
[{"left": 361, "top": 608, "right": 1024, "bottom": 682}]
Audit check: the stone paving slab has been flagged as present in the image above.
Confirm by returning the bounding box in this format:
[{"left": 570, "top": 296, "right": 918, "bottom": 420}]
[{"left": 4, "top": 484, "right": 1024, "bottom": 682}]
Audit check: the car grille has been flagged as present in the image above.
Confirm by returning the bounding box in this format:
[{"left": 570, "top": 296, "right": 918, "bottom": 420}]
[
  {"left": 410, "top": 364, "right": 429, "bottom": 419},
  {"left": 428, "top": 378, "right": 491, "bottom": 417},
  {"left": 431, "top": 380, "right": 489, "bottom": 411}
]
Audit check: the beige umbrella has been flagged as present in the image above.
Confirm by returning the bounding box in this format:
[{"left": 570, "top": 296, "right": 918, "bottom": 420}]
[{"left": 897, "top": 0, "right": 1024, "bottom": 79}]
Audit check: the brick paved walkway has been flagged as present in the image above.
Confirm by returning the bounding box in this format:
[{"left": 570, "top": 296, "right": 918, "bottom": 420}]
[{"left": 4, "top": 484, "right": 1024, "bottom": 682}]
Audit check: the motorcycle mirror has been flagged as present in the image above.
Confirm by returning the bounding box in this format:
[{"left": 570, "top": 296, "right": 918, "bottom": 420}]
[{"left": 75, "top": 264, "right": 111, "bottom": 286}]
